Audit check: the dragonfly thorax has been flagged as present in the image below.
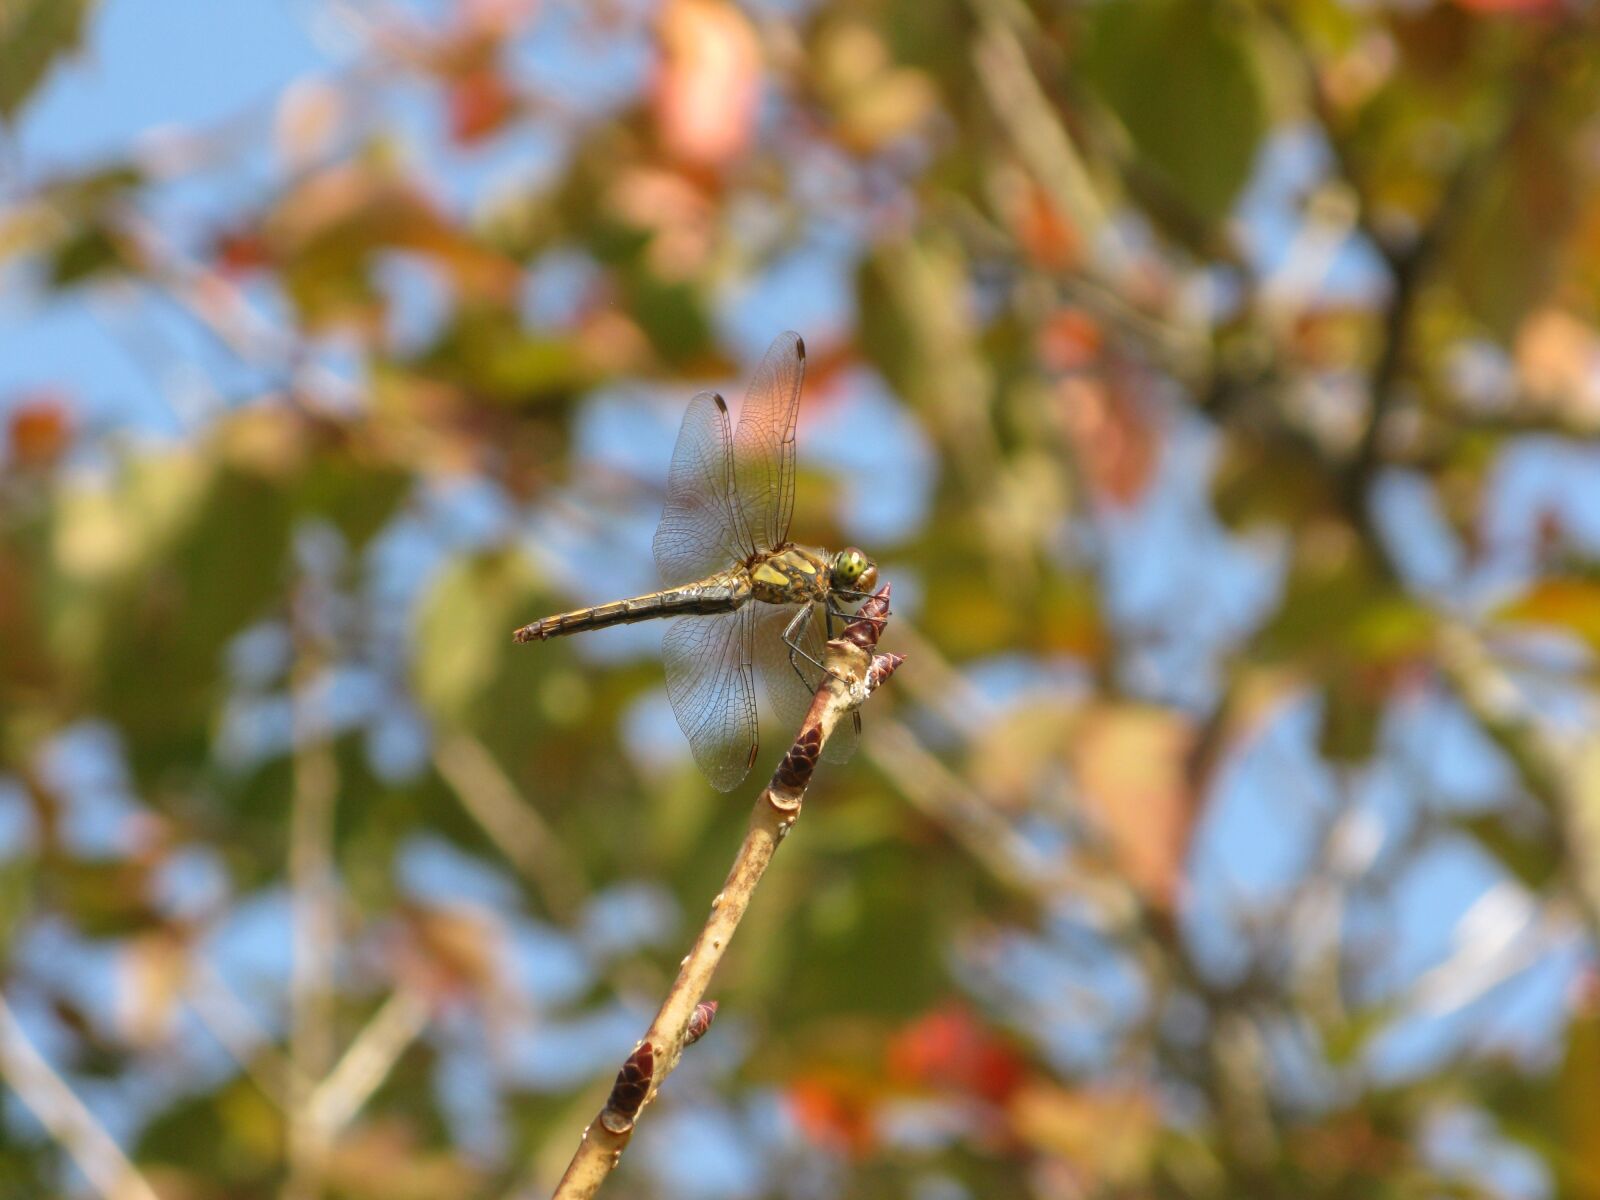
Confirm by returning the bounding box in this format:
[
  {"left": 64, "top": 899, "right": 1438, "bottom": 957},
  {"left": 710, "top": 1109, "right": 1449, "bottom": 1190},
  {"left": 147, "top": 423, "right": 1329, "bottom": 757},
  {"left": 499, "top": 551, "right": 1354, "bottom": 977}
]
[{"left": 747, "top": 545, "right": 835, "bottom": 606}]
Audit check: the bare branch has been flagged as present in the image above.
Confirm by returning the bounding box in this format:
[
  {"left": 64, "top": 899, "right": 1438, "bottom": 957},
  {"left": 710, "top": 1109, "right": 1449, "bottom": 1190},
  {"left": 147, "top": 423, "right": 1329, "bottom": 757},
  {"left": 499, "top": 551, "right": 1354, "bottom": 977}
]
[
  {"left": 184, "top": 957, "right": 300, "bottom": 1110},
  {"left": 285, "top": 724, "right": 340, "bottom": 1200},
  {"left": 0, "top": 991, "right": 163, "bottom": 1200},
  {"left": 433, "top": 732, "right": 588, "bottom": 919},
  {"left": 548, "top": 585, "right": 902, "bottom": 1200},
  {"left": 306, "top": 986, "right": 432, "bottom": 1139}
]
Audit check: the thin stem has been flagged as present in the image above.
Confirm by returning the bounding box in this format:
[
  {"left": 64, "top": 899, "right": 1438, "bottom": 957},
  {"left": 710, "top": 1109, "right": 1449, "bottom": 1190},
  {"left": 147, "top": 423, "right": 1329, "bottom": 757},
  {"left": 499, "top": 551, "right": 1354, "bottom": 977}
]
[
  {"left": 547, "top": 587, "right": 902, "bottom": 1200},
  {"left": 184, "top": 957, "right": 300, "bottom": 1110},
  {"left": 306, "top": 986, "right": 432, "bottom": 1139},
  {"left": 0, "top": 990, "right": 163, "bottom": 1200},
  {"left": 284, "top": 727, "right": 340, "bottom": 1200},
  {"left": 433, "top": 732, "right": 588, "bottom": 919}
]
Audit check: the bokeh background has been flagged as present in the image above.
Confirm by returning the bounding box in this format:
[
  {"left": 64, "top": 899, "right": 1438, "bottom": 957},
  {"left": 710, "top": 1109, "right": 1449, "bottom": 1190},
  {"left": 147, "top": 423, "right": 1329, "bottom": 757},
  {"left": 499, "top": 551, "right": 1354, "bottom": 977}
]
[{"left": 3, "top": 0, "right": 1600, "bottom": 1196}]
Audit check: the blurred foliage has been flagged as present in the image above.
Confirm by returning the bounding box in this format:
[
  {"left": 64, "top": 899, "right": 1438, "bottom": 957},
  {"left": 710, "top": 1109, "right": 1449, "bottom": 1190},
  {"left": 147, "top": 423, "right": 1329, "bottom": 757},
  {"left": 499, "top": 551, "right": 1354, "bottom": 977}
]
[{"left": 3, "top": 0, "right": 1600, "bottom": 1197}]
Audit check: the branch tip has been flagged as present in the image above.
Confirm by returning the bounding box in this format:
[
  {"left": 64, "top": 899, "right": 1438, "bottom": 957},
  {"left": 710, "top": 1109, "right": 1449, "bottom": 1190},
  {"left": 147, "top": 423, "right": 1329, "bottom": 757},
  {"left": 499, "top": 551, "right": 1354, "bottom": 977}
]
[
  {"left": 842, "top": 582, "right": 893, "bottom": 650},
  {"left": 867, "top": 652, "right": 905, "bottom": 692}
]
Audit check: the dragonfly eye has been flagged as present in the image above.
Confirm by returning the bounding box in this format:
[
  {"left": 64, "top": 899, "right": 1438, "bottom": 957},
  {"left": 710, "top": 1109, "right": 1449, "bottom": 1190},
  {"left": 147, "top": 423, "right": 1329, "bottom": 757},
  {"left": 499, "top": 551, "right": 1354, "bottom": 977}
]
[{"left": 832, "top": 547, "right": 874, "bottom": 590}]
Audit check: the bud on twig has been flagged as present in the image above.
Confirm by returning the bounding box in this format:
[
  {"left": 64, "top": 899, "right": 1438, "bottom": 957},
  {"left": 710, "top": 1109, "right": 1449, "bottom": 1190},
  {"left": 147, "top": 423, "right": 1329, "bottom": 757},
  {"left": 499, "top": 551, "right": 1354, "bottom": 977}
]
[
  {"left": 685, "top": 1000, "right": 718, "bottom": 1046},
  {"left": 600, "top": 1042, "right": 654, "bottom": 1132}
]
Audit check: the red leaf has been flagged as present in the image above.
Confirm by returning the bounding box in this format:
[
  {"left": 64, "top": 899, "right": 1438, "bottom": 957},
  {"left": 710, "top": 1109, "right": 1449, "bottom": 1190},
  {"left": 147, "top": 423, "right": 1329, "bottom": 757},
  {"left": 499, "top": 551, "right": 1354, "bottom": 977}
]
[
  {"left": 788, "top": 1073, "right": 878, "bottom": 1157},
  {"left": 7, "top": 392, "right": 73, "bottom": 468},
  {"left": 887, "top": 1005, "right": 1028, "bottom": 1105},
  {"left": 1452, "top": 0, "right": 1558, "bottom": 13},
  {"left": 448, "top": 67, "right": 518, "bottom": 145}
]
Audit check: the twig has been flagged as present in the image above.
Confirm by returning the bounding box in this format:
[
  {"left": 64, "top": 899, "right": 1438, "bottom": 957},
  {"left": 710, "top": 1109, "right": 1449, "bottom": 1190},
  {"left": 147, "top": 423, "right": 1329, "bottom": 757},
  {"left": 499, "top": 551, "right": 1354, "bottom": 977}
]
[
  {"left": 306, "top": 985, "right": 432, "bottom": 1139},
  {"left": 1264, "top": 2, "right": 1562, "bottom": 516},
  {"left": 285, "top": 721, "right": 340, "bottom": 1200},
  {"left": 865, "top": 717, "right": 1062, "bottom": 898},
  {"left": 1433, "top": 621, "right": 1600, "bottom": 936},
  {"left": 433, "top": 732, "right": 588, "bottom": 919},
  {"left": 0, "top": 991, "right": 163, "bottom": 1200},
  {"left": 548, "top": 585, "right": 903, "bottom": 1200},
  {"left": 969, "top": 11, "right": 1114, "bottom": 271},
  {"left": 184, "top": 956, "right": 300, "bottom": 1110}
]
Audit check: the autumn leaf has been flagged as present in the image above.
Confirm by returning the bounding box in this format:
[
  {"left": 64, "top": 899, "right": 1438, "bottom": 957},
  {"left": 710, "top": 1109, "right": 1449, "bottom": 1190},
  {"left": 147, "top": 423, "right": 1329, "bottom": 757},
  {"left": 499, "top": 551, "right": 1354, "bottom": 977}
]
[
  {"left": 787, "top": 1070, "right": 881, "bottom": 1157},
  {"left": 1070, "top": 704, "right": 1197, "bottom": 910},
  {"left": 1058, "top": 375, "right": 1160, "bottom": 508},
  {"left": 447, "top": 66, "right": 518, "bottom": 145},
  {"left": 1009, "top": 1082, "right": 1158, "bottom": 1185},
  {"left": 654, "top": 0, "right": 761, "bottom": 167},
  {"left": 7, "top": 391, "right": 74, "bottom": 468},
  {"left": 1493, "top": 578, "right": 1600, "bottom": 653},
  {"left": 886, "top": 1005, "right": 1029, "bottom": 1105}
]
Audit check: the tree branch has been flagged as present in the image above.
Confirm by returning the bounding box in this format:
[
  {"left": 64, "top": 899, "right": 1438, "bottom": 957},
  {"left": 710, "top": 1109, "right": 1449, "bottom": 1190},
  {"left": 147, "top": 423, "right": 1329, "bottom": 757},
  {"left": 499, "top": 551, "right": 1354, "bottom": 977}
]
[
  {"left": 433, "top": 731, "right": 588, "bottom": 920},
  {"left": 285, "top": 692, "right": 340, "bottom": 1200},
  {"left": 547, "top": 585, "right": 903, "bottom": 1200},
  {"left": 0, "top": 991, "right": 162, "bottom": 1200}
]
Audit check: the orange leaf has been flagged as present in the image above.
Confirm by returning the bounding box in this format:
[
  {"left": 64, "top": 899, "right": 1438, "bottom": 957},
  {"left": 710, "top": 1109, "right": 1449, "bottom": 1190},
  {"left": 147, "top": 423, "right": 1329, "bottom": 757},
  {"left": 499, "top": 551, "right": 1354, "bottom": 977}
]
[
  {"left": 1038, "top": 309, "right": 1103, "bottom": 373},
  {"left": 1516, "top": 308, "right": 1600, "bottom": 427},
  {"left": 1013, "top": 183, "right": 1082, "bottom": 272},
  {"left": 654, "top": 0, "right": 760, "bottom": 168},
  {"left": 1009, "top": 1082, "right": 1158, "bottom": 1183},
  {"left": 1070, "top": 704, "right": 1196, "bottom": 910},
  {"left": 1058, "top": 376, "right": 1159, "bottom": 507},
  {"left": 7, "top": 391, "right": 73, "bottom": 468},
  {"left": 787, "top": 1071, "right": 879, "bottom": 1157}
]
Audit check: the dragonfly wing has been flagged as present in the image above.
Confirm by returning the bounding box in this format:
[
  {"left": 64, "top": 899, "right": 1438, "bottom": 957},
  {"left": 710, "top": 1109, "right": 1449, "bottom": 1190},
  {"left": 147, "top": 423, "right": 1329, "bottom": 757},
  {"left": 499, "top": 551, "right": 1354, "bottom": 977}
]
[
  {"left": 732, "top": 331, "right": 804, "bottom": 555},
  {"left": 654, "top": 391, "right": 753, "bottom": 588},
  {"left": 662, "top": 608, "right": 759, "bottom": 792},
  {"left": 753, "top": 602, "right": 859, "bottom": 766}
]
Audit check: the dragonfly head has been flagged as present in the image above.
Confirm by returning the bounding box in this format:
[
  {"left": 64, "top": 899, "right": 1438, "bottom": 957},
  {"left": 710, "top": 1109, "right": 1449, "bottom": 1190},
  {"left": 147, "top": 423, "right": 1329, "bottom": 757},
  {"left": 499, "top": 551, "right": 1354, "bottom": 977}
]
[{"left": 830, "top": 547, "right": 878, "bottom": 595}]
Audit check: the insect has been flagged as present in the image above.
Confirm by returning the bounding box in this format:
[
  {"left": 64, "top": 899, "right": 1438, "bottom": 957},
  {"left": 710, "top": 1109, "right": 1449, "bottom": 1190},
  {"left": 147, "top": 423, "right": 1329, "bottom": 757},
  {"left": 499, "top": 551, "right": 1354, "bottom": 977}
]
[{"left": 513, "top": 332, "right": 879, "bottom": 790}]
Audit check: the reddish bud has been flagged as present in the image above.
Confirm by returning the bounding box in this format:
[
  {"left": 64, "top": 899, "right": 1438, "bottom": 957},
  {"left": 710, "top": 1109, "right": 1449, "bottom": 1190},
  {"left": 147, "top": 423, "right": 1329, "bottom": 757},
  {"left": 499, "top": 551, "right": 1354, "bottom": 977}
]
[
  {"left": 604, "top": 1041, "right": 655, "bottom": 1124},
  {"left": 685, "top": 1000, "right": 718, "bottom": 1046}
]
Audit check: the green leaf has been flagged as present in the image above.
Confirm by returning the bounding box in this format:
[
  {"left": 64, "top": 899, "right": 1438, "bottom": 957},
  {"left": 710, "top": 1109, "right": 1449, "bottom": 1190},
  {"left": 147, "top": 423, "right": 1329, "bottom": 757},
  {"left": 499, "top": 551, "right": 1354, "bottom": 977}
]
[
  {"left": 414, "top": 307, "right": 594, "bottom": 406},
  {"left": 1079, "top": 0, "right": 1267, "bottom": 224},
  {"left": 412, "top": 549, "right": 540, "bottom": 721},
  {"left": 0, "top": 0, "right": 95, "bottom": 121},
  {"left": 47, "top": 222, "right": 122, "bottom": 287},
  {"left": 1318, "top": 667, "right": 1383, "bottom": 763},
  {"left": 1451, "top": 115, "right": 1579, "bottom": 339},
  {"left": 1454, "top": 811, "right": 1559, "bottom": 891}
]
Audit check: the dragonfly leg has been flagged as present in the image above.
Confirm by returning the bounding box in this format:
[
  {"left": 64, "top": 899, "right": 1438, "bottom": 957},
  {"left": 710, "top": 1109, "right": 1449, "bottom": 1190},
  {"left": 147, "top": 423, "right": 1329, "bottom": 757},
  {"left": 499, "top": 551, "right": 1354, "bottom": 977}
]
[
  {"left": 828, "top": 588, "right": 891, "bottom": 629},
  {"left": 782, "top": 605, "right": 851, "bottom": 686}
]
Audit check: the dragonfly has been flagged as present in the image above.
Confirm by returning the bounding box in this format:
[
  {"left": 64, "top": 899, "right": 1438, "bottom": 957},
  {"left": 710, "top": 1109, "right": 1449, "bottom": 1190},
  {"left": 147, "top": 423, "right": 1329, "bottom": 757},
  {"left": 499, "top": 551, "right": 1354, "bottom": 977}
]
[{"left": 513, "top": 331, "right": 881, "bottom": 791}]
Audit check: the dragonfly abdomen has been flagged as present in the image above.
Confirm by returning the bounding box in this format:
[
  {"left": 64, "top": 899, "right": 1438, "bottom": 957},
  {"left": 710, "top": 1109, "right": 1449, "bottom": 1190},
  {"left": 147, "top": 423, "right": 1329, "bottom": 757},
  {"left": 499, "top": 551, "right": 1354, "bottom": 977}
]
[{"left": 513, "top": 574, "right": 750, "bottom": 643}]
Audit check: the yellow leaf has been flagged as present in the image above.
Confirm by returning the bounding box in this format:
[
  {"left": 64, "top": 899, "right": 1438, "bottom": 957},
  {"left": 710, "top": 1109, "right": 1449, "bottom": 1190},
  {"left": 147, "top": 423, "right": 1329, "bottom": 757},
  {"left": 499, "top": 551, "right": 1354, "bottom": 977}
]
[
  {"left": 1009, "top": 1082, "right": 1158, "bottom": 1184},
  {"left": 1494, "top": 578, "right": 1600, "bottom": 652}
]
